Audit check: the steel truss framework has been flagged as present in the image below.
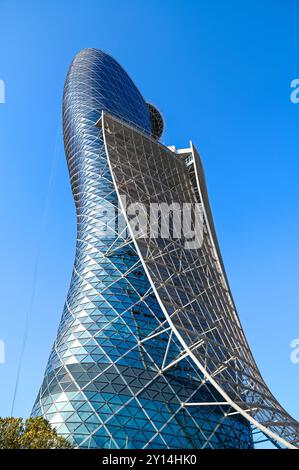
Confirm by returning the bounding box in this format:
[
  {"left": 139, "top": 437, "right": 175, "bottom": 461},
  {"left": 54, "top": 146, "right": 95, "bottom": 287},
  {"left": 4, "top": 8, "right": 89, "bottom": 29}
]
[
  {"left": 34, "top": 49, "right": 256, "bottom": 449},
  {"left": 101, "top": 111, "right": 299, "bottom": 449}
]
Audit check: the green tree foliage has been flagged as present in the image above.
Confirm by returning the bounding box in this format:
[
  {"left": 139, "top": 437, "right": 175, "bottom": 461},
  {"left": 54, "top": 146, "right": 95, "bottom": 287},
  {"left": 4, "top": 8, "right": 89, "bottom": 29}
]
[{"left": 0, "top": 417, "right": 73, "bottom": 449}]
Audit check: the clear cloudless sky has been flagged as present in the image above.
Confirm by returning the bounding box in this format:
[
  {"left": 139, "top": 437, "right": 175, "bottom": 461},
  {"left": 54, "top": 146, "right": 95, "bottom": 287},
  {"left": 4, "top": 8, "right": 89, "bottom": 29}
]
[{"left": 0, "top": 0, "right": 298, "bottom": 429}]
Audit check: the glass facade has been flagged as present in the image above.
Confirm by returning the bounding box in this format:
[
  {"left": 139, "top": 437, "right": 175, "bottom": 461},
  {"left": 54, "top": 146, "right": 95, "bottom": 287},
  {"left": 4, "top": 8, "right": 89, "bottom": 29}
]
[{"left": 34, "top": 47, "right": 286, "bottom": 449}]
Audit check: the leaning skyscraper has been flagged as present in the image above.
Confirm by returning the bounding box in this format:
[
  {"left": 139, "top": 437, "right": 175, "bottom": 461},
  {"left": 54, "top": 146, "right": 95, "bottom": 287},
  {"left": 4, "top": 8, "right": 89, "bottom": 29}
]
[{"left": 33, "top": 48, "right": 299, "bottom": 449}]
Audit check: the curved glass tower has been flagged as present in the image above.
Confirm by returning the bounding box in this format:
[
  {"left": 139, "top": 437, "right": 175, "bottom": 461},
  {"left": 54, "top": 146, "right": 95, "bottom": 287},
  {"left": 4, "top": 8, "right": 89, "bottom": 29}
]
[{"left": 33, "top": 48, "right": 299, "bottom": 449}]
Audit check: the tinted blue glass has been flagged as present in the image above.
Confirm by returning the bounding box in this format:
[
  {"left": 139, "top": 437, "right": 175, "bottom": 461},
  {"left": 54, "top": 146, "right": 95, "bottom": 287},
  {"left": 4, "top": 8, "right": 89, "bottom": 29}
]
[{"left": 32, "top": 48, "right": 253, "bottom": 449}]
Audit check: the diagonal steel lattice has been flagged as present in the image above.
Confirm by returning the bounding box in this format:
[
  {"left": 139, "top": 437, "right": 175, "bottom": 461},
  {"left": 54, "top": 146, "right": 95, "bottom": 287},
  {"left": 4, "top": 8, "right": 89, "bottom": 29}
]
[
  {"left": 32, "top": 48, "right": 298, "bottom": 449},
  {"left": 101, "top": 111, "right": 299, "bottom": 449}
]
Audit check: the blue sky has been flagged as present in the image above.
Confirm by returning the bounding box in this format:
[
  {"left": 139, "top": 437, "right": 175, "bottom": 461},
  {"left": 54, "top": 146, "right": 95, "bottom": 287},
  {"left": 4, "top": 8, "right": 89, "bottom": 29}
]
[{"left": 0, "top": 0, "right": 298, "bottom": 429}]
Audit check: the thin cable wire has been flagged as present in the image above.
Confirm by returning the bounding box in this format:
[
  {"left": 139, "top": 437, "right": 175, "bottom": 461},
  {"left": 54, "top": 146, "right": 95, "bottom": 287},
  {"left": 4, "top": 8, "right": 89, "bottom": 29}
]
[{"left": 11, "top": 125, "right": 62, "bottom": 416}]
